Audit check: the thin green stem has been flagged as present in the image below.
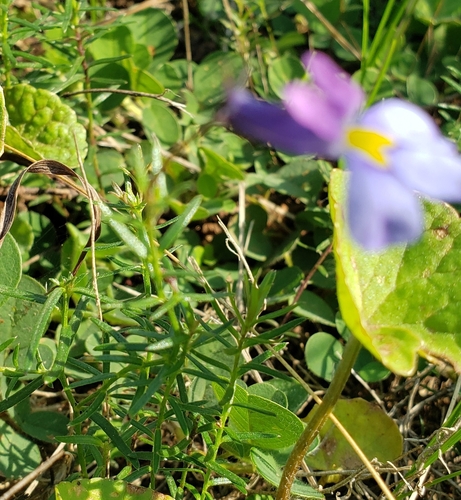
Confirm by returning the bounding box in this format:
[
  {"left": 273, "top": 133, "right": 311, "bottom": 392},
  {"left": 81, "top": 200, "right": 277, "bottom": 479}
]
[
  {"left": 365, "top": 0, "right": 397, "bottom": 70},
  {"left": 200, "top": 324, "right": 249, "bottom": 498},
  {"left": 366, "top": 38, "right": 397, "bottom": 106},
  {"left": 275, "top": 335, "right": 362, "bottom": 500},
  {"left": 60, "top": 374, "right": 88, "bottom": 477},
  {"left": 361, "top": 0, "right": 370, "bottom": 71},
  {"left": 1, "top": 4, "right": 12, "bottom": 87},
  {"left": 366, "top": 0, "right": 418, "bottom": 106},
  {"left": 150, "top": 374, "right": 176, "bottom": 488}
]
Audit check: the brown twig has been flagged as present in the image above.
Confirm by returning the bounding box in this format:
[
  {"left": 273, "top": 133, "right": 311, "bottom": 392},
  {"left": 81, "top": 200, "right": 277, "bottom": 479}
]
[
  {"left": 0, "top": 443, "right": 67, "bottom": 500},
  {"left": 61, "top": 88, "right": 188, "bottom": 114},
  {"left": 282, "top": 242, "right": 333, "bottom": 324}
]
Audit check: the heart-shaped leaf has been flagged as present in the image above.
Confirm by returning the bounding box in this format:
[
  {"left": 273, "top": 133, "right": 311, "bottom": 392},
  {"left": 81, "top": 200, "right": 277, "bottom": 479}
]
[{"left": 330, "top": 168, "right": 461, "bottom": 375}]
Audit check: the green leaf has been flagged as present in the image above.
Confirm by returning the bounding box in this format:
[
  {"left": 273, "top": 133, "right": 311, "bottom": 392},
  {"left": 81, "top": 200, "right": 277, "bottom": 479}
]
[
  {"left": 247, "top": 382, "right": 287, "bottom": 407},
  {"left": 88, "top": 25, "right": 133, "bottom": 64},
  {"left": 89, "top": 62, "right": 130, "bottom": 111},
  {"left": 121, "top": 8, "right": 178, "bottom": 67},
  {"left": 0, "top": 421, "right": 41, "bottom": 479},
  {"left": 304, "top": 398, "right": 402, "bottom": 471},
  {"left": 330, "top": 168, "right": 461, "bottom": 375},
  {"left": 0, "top": 85, "right": 6, "bottom": 156},
  {"left": 0, "top": 376, "right": 44, "bottom": 413},
  {"left": 305, "top": 332, "right": 390, "bottom": 383},
  {"left": 142, "top": 100, "right": 180, "bottom": 146},
  {"left": 91, "top": 413, "right": 139, "bottom": 467},
  {"left": 0, "top": 233, "right": 22, "bottom": 309},
  {"left": 0, "top": 276, "right": 46, "bottom": 366},
  {"left": 4, "top": 125, "right": 42, "bottom": 160},
  {"left": 200, "top": 147, "right": 245, "bottom": 181},
  {"left": 268, "top": 54, "right": 306, "bottom": 98},
  {"left": 194, "top": 52, "right": 244, "bottom": 106},
  {"left": 14, "top": 399, "right": 69, "bottom": 443},
  {"left": 251, "top": 448, "right": 324, "bottom": 499},
  {"left": 4, "top": 84, "right": 88, "bottom": 167},
  {"left": 415, "top": 0, "right": 461, "bottom": 25},
  {"left": 214, "top": 384, "right": 304, "bottom": 449},
  {"left": 99, "top": 203, "right": 148, "bottom": 260},
  {"left": 55, "top": 478, "right": 173, "bottom": 500},
  {"left": 407, "top": 74, "right": 438, "bottom": 106},
  {"left": 132, "top": 68, "right": 164, "bottom": 94},
  {"left": 23, "top": 286, "right": 63, "bottom": 370},
  {"left": 159, "top": 195, "right": 202, "bottom": 251},
  {"left": 293, "top": 290, "right": 335, "bottom": 326},
  {"left": 305, "top": 332, "right": 342, "bottom": 382}
]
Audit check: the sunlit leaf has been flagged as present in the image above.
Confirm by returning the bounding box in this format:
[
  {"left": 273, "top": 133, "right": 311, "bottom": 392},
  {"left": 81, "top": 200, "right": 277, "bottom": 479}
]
[
  {"left": 55, "top": 478, "right": 173, "bottom": 500},
  {"left": 304, "top": 398, "right": 402, "bottom": 471},
  {"left": 4, "top": 85, "right": 87, "bottom": 167},
  {"left": 330, "top": 168, "right": 461, "bottom": 375}
]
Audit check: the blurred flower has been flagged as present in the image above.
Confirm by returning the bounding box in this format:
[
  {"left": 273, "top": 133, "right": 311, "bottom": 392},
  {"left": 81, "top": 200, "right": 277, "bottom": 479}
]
[{"left": 221, "top": 51, "right": 461, "bottom": 250}]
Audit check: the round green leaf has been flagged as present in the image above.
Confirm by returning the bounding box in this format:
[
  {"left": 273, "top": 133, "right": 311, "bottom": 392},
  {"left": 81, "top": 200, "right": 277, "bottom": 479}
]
[
  {"left": 194, "top": 52, "right": 244, "bottom": 107},
  {"left": 142, "top": 101, "right": 180, "bottom": 145},
  {"left": 407, "top": 74, "right": 438, "bottom": 106},
  {"left": 304, "top": 398, "right": 402, "bottom": 471},
  {"left": 0, "top": 276, "right": 47, "bottom": 365},
  {"left": 87, "top": 25, "right": 133, "bottom": 62},
  {"left": 305, "top": 332, "right": 343, "bottom": 382},
  {"left": 121, "top": 8, "right": 178, "bottom": 67}
]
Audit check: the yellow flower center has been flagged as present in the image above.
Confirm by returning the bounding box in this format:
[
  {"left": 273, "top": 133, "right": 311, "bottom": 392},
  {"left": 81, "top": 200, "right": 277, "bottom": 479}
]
[{"left": 346, "top": 128, "right": 393, "bottom": 167}]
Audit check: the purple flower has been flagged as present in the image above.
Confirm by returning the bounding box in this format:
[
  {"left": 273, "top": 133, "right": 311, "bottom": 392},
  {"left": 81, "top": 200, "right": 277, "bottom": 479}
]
[{"left": 221, "top": 51, "right": 461, "bottom": 250}]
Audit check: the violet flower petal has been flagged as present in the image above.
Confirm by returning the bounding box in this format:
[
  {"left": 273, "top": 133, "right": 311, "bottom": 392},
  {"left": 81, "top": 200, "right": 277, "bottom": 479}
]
[
  {"left": 391, "top": 148, "right": 461, "bottom": 202},
  {"left": 284, "top": 82, "right": 345, "bottom": 142},
  {"left": 302, "top": 51, "right": 364, "bottom": 120},
  {"left": 222, "top": 88, "right": 337, "bottom": 158},
  {"left": 358, "top": 99, "right": 461, "bottom": 202},
  {"left": 347, "top": 158, "right": 423, "bottom": 250}
]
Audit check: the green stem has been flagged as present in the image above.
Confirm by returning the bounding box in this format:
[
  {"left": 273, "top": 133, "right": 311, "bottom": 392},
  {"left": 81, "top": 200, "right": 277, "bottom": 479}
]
[
  {"left": 60, "top": 374, "right": 88, "bottom": 477},
  {"left": 1, "top": 3, "right": 12, "bottom": 88},
  {"left": 366, "top": 0, "right": 418, "bottom": 106},
  {"left": 275, "top": 335, "right": 362, "bottom": 500},
  {"left": 365, "top": 0, "right": 397, "bottom": 71},
  {"left": 366, "top": 38, "right": 397, "bottom": 106},
  {"left": 200, "top": 326, "right": 249, "bottom": 499},
  {"left": 361, "top": 0, "right": 370, "bottom": 71}
]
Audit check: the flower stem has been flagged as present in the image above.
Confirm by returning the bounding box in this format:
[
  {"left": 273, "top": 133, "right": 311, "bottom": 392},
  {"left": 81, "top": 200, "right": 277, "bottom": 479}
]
[{"left": 275, "top": 335, "right": 362, "bottom": 500}]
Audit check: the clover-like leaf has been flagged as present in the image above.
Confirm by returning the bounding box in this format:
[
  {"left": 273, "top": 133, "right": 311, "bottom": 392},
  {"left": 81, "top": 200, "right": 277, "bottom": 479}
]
[
  {"left": 330, "top": 168, "right": 461, "bottom": 375},
  {"left": 4, "top": 84, "right": 87, "bottom": 167}
]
